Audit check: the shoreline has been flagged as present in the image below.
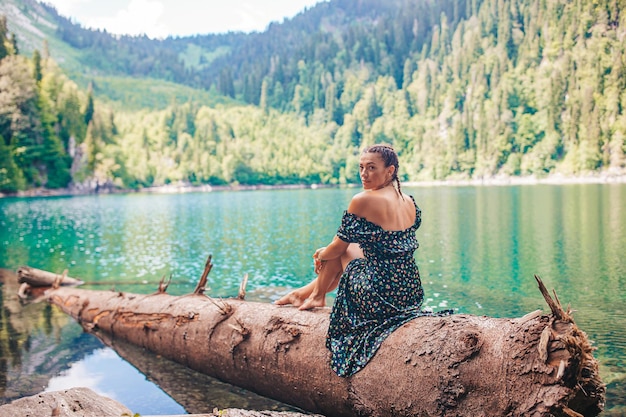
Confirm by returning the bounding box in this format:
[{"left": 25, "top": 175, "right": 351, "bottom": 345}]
[
  {"left": 405, "top": 172, "right": 626, "bottom": 187},
  {"left": 1, "top": 172, "right": 625, "bottom": 199}
]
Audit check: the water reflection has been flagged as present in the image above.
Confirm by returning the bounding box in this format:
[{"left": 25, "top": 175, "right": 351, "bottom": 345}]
[
  {"left": 0, "top": 269, "right": 101, "bottom": 402},
  {"left": 45, "top": 348, "right": 186, "bottom": 415},
  {"left": 94, "top": 335, "right": 301, "bottom": 414},
  {"left": 0, "top": 268, "right": 302, "bottom": 415}
]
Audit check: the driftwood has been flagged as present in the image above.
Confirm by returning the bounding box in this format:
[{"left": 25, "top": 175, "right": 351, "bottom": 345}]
[
  {"left": 16, "top": 265, "right": 83, "bottom": 301},
  {"left": 17, "top": 266, "right": 84, "bottom": 287},
  {"left": 0, "top": 387, "right": 317, "bottom": 417},
  {"left": 19, "top": 266, "right": 605, "bottom": 416},
  {"left": 0, "top": 387, "right": 132, "bottom": 417},
  {"left": 16, "top": 266, "right": 84, "bottom": 302}
]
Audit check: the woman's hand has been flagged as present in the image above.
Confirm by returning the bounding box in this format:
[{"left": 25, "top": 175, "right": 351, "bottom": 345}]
[{"left": 313, "top": 247, "right": 326, "bottom": 274}]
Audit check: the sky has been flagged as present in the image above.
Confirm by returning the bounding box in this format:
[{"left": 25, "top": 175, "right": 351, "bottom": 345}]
[{"left": 42, "top": 0, "right": 325, "bottom": 38}]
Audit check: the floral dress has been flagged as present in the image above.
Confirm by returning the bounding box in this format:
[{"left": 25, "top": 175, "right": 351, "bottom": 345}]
[{"left": 326, "top": 196, "right": 450, "bottom": 377}]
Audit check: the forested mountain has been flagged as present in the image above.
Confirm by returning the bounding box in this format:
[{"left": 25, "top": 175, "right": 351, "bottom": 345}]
[
  {"left": 18, "top": 0, "right": 469, "bottom": 110},
  {"left": 0, "top": 0, "right": 625, "bottom": 194}
]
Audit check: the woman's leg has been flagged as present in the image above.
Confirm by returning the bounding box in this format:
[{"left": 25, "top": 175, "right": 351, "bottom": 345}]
[
  {"left": 275, "top": 243, "right": 363, "bottom": 309},
  {"left": 275, "top": 258, "right": 343, "bottom": 308},
  {"left": 297, "top": 259, "right": 343, "bottom": 310}
]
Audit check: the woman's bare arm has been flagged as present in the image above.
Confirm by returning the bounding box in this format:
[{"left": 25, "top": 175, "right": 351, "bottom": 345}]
[{"left": 316, "top": 236, "right": 349, "bottom": 261}]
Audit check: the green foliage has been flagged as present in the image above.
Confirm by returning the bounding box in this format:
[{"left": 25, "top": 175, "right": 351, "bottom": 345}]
[
  {"left": 0, "top": 16, "right": 9, "bottom": 60},
  {"left": 179, "top": 43, "right": 230, "bottom": 70},
  {"left": 0, "top": 50, "right": 83, "bottom": 191},
  {"left": 32, "top": 49, "right": 42, "bottom": 83},
  {"left": 2, "top": 0, "right": 626, "bottom": 194},
  {"left": 84, "top": 86, "right": 94, "bottom": 125},
  {"left": 79, "top": 75, "right": 236, "bottom": 111},
  {"left": 0, "top": 134, "right": 25, "bottom": 192},
  {"left": 108, "top": 104, "right": 339, "bottom": 188}
]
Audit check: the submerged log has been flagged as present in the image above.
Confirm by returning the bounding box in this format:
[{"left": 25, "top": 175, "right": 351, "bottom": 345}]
[
  {"left": 17, "top": 266, "right": 83, "bottom": 287},
  {"left": 16, "top": 266, "right": 84, "bottom": 301},
  {"left": 35, "top": 269, "right": 605, "bottom": 417}
]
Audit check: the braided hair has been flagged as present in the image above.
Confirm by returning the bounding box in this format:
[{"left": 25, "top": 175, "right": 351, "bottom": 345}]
[{"left": 362, "top": 144, "right": 404, "bottom": 199}]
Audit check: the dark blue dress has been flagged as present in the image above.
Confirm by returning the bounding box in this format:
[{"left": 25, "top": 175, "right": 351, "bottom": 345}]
[{"left": 326, "top": 196, "right": 450, "bottom": 377}]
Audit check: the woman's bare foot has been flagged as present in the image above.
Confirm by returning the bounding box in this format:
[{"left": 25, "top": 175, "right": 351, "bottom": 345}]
[
  {"left": 275, "top": 290, "right": 308, "bottom": 307},
  {"left": 298, "top": 295, "right": 326, "bottom": 310},
  {"left": 275, "top": 280, "right": 317, "bottom": 307}
]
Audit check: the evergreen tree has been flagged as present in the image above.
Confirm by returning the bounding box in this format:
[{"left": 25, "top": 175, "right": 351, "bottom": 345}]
[
  {"left": 10, "top": 34, "right": 18, "bottom": 55},
  {"left": 0, "top": 16, "right": 8, "bottom": 60},
  {"left": 0, "top": 134, "right": 25, "bottom": 192},
  {"left": 84, "top": 84, "right": 95, "bottom": 126},
  {"left": 32, "top": 50, "right": 42, "bottom": 83}
]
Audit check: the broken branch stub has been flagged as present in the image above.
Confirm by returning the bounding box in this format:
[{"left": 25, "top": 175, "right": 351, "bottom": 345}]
[
  {"left": 156, "top": 274, "right": 172, "bottom": 294},
  {"left": 238, "top": 273, "right": 249, "bottom": 300},
  {"left": 193, "top": 255, "right": 213, "bottom": 295},
  {"left": 535, "top": 274, "right": 568, "bottom": 321}
]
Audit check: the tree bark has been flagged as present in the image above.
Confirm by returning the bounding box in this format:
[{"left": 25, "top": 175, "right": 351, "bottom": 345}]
[{"left": 35, "top": 273, "right": 605, "bottom": 417}]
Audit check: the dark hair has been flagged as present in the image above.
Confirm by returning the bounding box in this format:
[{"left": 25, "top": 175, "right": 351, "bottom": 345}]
[{"left": 362, "top": 144, "right": 403, "bottom": 198}]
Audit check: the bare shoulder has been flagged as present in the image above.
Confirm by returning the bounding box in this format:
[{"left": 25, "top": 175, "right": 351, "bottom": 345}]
[
  {"left": 347, "top": 191, "right": 374, "bottom": 216},
  {"left": 402, "top": 192, "right": 416, "bottom": 206},
  {"left": 403, "top": 193, "right": 418, "bottom": 213}
]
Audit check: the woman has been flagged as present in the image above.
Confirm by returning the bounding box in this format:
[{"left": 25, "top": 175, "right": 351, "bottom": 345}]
[{"left": 276, "top": 144, "right": 450, "bottom": 377}]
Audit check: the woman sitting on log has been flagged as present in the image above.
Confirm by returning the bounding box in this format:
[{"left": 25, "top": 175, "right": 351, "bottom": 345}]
[{"left": 276, "top": 144, "right": 452, "bottom": 377}]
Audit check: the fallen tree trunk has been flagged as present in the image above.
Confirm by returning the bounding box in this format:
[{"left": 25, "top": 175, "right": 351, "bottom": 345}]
[{"left": 33, "top": 268, "right": 605, "bottom": 417}]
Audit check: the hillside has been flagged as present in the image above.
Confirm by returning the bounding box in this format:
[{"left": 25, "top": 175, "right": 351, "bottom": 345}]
[
  {"left": 3, "top": 0, "right": 468, "bottom": 111},
  {"left": 0, "top": 0, "right": 234, "bottom": 110},
  {"left": 0, "top": 0, "right": 625, "bottom": 194}
]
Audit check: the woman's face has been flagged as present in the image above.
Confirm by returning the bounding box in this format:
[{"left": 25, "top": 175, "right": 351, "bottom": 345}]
[{"left": 359, "top": 152, "right": 394, "bottom": 190}]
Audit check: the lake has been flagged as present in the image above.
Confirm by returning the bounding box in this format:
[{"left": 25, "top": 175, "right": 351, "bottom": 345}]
[{"left": 0, "top": 184, "right": 624, "bottom": 415}]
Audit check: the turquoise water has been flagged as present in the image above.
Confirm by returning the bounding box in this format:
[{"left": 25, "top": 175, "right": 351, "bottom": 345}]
[{"left": 0, "top": 184, "right": 624, "bottom": 415}]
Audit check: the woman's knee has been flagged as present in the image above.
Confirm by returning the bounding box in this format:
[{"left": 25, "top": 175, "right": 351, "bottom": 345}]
[{"left": 341, "top": 244, "right": 363, "bottom": 269}]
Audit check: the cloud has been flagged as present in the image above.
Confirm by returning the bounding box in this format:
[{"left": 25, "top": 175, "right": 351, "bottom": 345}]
[
  {"left": 45, "top": 350, "right": 113, "bottom": 398},
  {"left": 42, "top": 0, "right": 326, "bottom": 38},
  {"left": 84, "top": 0, "right": 169, "bottom": 38},
  {"left": 45, "top": 0, "right": 89, "bottom": 17},
  {"left": 236, "top": 2, "right": 272, "bottom": 33}
]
